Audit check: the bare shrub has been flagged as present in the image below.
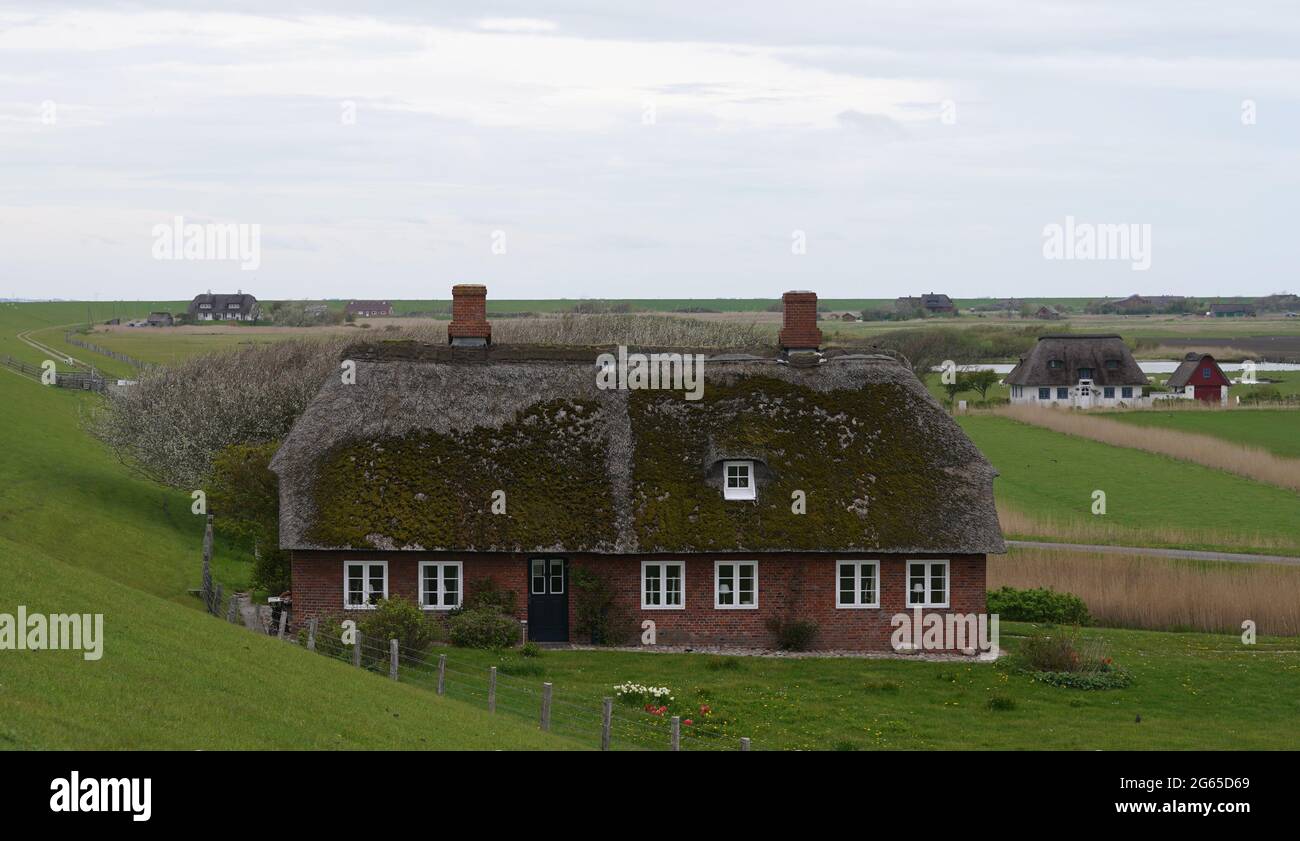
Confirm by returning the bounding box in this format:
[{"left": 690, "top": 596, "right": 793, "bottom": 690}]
[
  {"left": 88, "top": 337, "right": 346, "bottom": 488},
  {"left": 990, "top": 547, "right": 1300, "bottom": 636}
]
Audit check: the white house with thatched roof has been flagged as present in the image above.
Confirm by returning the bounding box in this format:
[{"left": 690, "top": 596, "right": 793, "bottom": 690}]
[{"left": 1004, "top": 334, "right": 1149, "bottom": 408}]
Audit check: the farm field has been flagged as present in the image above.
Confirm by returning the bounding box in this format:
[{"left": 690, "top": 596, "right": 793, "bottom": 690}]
[
  {"left": 957, "top": 415, "right": 1300, "bottom": 554},
  {"left": 1105, "top": 409, "right": 1300, "bottom": 459}
]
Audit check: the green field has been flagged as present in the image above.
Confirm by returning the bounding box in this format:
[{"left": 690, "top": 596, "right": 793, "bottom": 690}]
[
  {"left": 0, "top": 356, "right": 572, "bottom": 749},
  {"left": 1107, "top": 409, "right": 1300, "bottom": 459},
  {"left": 417, "top": 628, "right": 1300, "bottom": 750},
  {"left": 958, "top": 415, "right": 1300, "bottom": 553}
]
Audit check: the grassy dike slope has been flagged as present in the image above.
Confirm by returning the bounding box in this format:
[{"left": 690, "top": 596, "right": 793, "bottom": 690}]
[{"left": 0, "top": 358, "right": 572, "bottom": 749}]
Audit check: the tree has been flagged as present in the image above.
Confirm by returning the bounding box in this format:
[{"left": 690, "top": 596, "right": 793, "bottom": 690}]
[
  {"left": 942, "top": 372, "right": 973, "bottom": 404},
  {"left": 966, "top": 369, "right": 1001, "bottom": 402},
  {"left": 207, "top": 441, "right": 288, "bottom": 592}
]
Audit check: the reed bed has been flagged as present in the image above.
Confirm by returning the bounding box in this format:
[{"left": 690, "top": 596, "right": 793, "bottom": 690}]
[
  {"left": 990, "top": 547, "right": 1300, "bottom": 636},
  {"left": 995, "top": 504, "right": 1299, "bottom": 553},
  {"left": 991, "top": 404, "right": 1300, "bottom": 492}
]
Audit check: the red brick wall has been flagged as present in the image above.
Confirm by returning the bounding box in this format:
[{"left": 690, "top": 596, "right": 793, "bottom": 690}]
[
  {"left": 447, "top": 284, "right": 491, "bottom": 341},
  {"left": 290, "top": 551, "right": 527, "bottom": 632},
  {"left": 289, "top": 550, "right": 986, "bottom": 652},
  {"left": 778, "top": 290, "right": 822, "bottom": 349}
]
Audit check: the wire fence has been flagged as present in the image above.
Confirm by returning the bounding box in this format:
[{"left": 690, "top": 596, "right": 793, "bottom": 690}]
[
  {"left": 63, "top": 332, "right": 156, "bottom": 370},
  {"left": 196, "top": 593, "right": 755, "bottom": 751},
  {"left": 0, "top": 354, "right": 107, "bottom": 392}
]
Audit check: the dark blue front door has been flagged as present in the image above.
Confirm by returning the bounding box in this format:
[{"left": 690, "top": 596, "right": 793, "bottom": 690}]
[{"left": 527, "top": 558, "right": 568, "bottom": 642}]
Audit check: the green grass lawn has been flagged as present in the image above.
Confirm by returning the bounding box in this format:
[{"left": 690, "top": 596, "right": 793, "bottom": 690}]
[
  {"left": 958, "top": 415, "right": 1300, "bottom": 552},
  {"left": 408, "top": 626, "right": 1300, "bottom": 750},
  {"left": 0, "top": 364, "right": 575, "bottom": 749},
  {"left": 1107, "top": 409, "right": 1300, "bottom": 459}
]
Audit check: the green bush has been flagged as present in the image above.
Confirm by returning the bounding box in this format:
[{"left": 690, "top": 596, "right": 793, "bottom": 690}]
[
  {"left": 1031, "top": 668, "right": 1133, "bottom": 690},
  {"left": 359, "top": 596, "right": 439, "bottom": 657},
  {"left": 459, "top": 576, "right": 517, "bottom": 615},
  {"left": 987, "top": 586, "right": 1090, "bottom": 625},
  {"left": 571, "top": 566, "right": 635, "bottom": 645},
  {"left": 520, "top": 641, "right": 542, "bottom": 658},
  {"left": 767, "top": 616, "right": 818, "bottom": 651},
  {"left": 448, "top": 607, "right": 520, "bottom": 649}
]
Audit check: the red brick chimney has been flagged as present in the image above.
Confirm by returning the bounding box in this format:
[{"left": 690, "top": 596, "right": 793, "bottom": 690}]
[
  {"left": 778, "top": 290, "right": 821, "bottom": 352},
  {"left": 447, "top": 284, "right": 491, "bottom": 346}
]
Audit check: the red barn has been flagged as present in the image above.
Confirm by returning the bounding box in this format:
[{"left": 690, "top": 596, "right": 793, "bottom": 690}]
[{"left": 1166, "top": 352, "right": 1231, "bottom": 404}]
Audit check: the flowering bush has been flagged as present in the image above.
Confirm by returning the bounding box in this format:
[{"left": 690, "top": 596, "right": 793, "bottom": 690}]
[{"left": 614, "top": 682, "right": 674, "bottom": 708}]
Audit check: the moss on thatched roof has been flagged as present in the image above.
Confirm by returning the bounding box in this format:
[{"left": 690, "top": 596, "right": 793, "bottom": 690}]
[{"left": 270, "top": 342, "right": 1003, "bottom": 554}]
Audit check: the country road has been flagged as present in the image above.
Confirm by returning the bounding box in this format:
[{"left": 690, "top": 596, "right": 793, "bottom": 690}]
[{"left": 1008, "top": 540, "right": 1300, "bottom": 566}]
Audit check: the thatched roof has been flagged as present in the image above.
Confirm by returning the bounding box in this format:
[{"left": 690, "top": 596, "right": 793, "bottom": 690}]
[
  {"left": 270, "top": 341, "right": 1004, "bottom": 555},
  {"left": 1004, "top": 335, "right": 1148, "bottom": 387},
  {"left": 1166, "top": 352, "right": 1221, "bottom": 388}
]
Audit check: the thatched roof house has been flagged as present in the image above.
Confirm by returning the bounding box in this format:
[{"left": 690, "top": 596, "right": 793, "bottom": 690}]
[
  {"left": 1005, "top": 334, "right": 1149, "bottom": 407},
  {"left": 271, "top": 286, "right": 1003, "bottom": 651}
]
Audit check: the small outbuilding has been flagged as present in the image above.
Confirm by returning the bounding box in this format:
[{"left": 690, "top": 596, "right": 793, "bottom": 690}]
[{"left": 1165, "top": 352, "right": 1231, "bottom": 404}]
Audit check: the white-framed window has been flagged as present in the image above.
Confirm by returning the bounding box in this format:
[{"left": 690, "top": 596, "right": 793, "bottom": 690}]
[
  {"left": 344, "top": 560, "right": 387, "bottom": 609},
  {"left": 641, "top": 561, "right": 685, "bottom": 609},
  {"left": 907, "top": 560, "right": 948, "bottom": 608},
  {"left": 419, "top": 561, "right": 462, "bottom": 610},
  {"left": 530, "top": 558, "right": 546, "bottom": 594},
  {"left": 836, "top": 560, "right": 880, "bottom": 608},
  {"left": 723, "top": 460, "right": 756, "bottom": 500},
  {"left": 714, "top": 561, "right": 757, "bottom": 609}
]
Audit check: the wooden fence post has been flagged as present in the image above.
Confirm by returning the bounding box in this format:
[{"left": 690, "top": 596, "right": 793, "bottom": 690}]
[
  {"left": 601, "top": 697, "right": 612, "bottom": 751},
  {"left": 389, "top": 639, "right": 399, "bottom": 680},
  {"left": 201, "top": 514, "right": 214, "bottom": 613},
  {"left": 352, "top": 631, "right": 362, "bottom": 668},
  {"left": 540, "top": 682, "right": 553, "bottom": 731},
  {"left": 226, "top": 595, "right": 237, "bottom": 624},
  {"left": 307, "top": 617, "right": 317, "bottom": 651},
  {"left": 740, "top": 737, "right": 751, "bottom": 752},
  {"left": 277, "top": 611, "right": 287, "bottom": 640},
  {"left": 670, "top": 716, "right": 681, "bottom": 751},
  {"left": 436, "top": 654, "right": 446, "bottom": 695},
  {"left": 520, "top": 620, "right": 528, "bottom": 647},
  {"left": 488, "top": 666, "right": 497, "bottom": 712}
]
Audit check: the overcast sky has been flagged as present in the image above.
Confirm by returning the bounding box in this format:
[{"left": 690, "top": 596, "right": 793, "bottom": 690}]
[{"left": 1, "top": 1, "right": 1297, "bottom": 301}]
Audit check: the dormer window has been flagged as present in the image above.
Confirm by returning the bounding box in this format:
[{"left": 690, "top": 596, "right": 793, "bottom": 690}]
[
  {"left": 1104, "top": 359, "right": 1120, "bottom": 370},
  {"left": 1077, "top": 367, "right": 1093, "bottom": 379},
  {"left": 723, "top": 460, "right": 755, "bottom": 500},
  {"left": 1047, "top": 359, "right": 1064, "bottom": 370}
]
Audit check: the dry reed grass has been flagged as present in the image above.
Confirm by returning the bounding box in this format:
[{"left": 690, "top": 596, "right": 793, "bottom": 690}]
[
  {"left": 995, "top": 504, "right": 1299, "bottom": 552},
  {"left": 990, "top": 547, "right": 1300, "bottom": 636},
  {"left": 991, "top": 404, "right": 1300, "bottom": 492}
]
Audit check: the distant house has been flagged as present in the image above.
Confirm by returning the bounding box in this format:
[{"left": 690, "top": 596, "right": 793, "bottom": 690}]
[
  {"left": 1033, "top": 306, "right": 1063, "bottom": 320},
  {"left": 896, "top": 293, "right": 956, "bottom": 316},
  {"left": 189, "top": 292, "right": 259, "bottom": 322},
  {"left": 269, "top": 285, "right": 1005, "bottom": 653},
  {"left": 146, "top": 311, "right": 173, "bottom": 327},
  {"left": 1209, "top": 303, "right": 1255, "bottom": 318},
  {"left": 1165, "top": 352, "right": 1231, "bottom": 404},
  {"left": 345, "top": 300, "right": 394, "bottom": 318},
  {"left": 823, "top": 311, "right": 859, "bottom": 322},
  {"left": 1005, "top": 335, "right": 1150, "bottom": 408}
]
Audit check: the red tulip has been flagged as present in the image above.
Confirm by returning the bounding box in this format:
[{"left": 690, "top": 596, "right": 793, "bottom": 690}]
[{"left": 684, "top": 719, "right": 694, "bottom": 726}]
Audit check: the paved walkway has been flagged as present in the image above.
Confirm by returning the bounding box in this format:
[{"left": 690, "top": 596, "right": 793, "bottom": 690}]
[{"left": 1008, "top": 540, "right": 1300, "bottom": 566}]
